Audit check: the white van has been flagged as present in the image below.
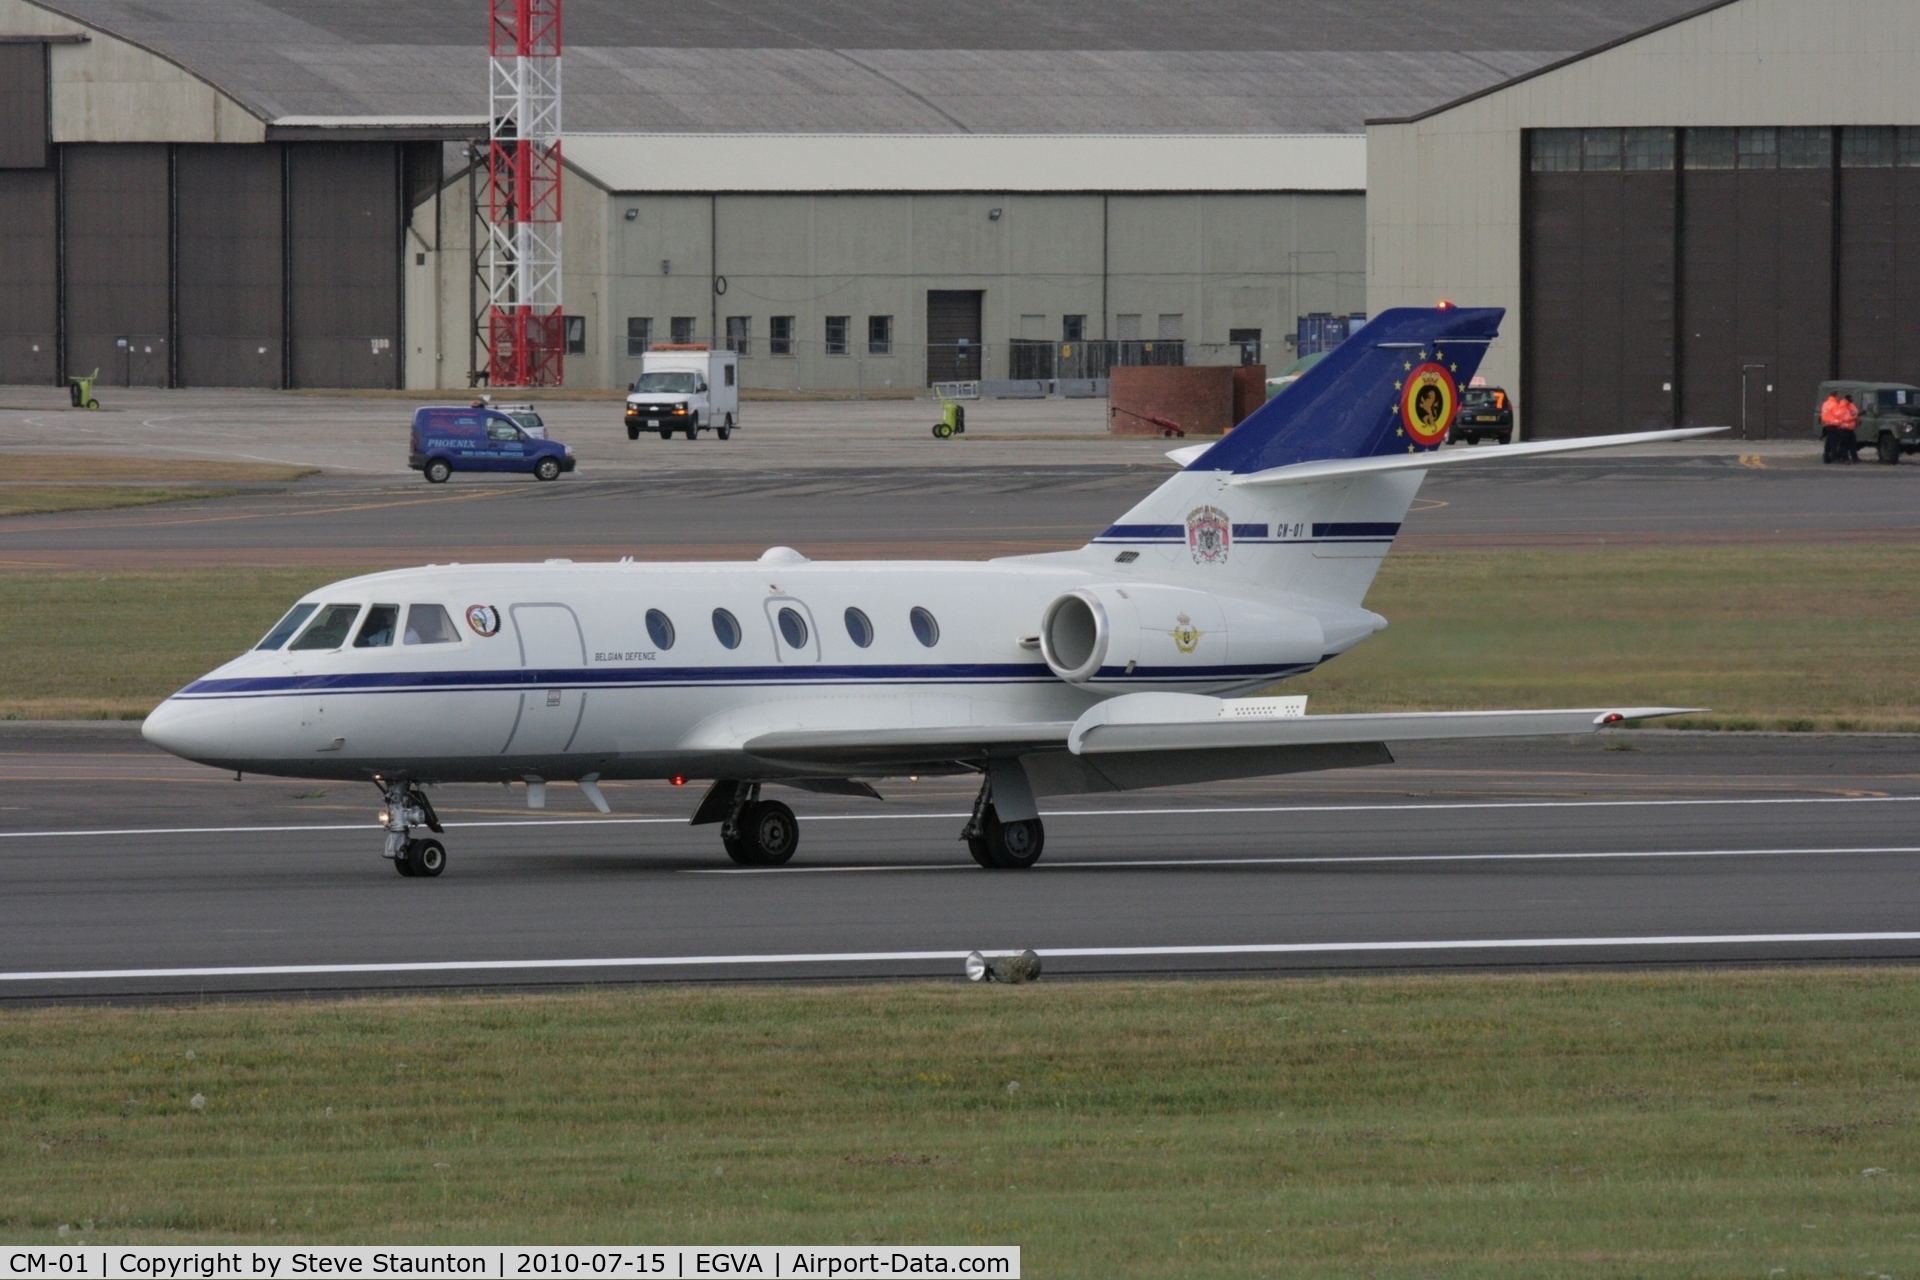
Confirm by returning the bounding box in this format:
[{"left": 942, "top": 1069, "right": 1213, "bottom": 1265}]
[{"left": 624, "top": 346, "right": 739, "bottom": 440}]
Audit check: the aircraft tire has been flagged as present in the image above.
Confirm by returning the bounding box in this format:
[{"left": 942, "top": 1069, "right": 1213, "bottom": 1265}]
[
  {"left": 411, "top": 838, "right": 448, "bottom": 877},
  {"left": 726, "top": 800, "right": 798, "bottom": 866},
  {"left": 980, "top": 810, "right": 1043, "bottom": 869},
  {"left": 966, "top": 835, "right": 996, "bottom": 868},
  {"left": 393, "top": 844, "right": 419, "bottom": 876}
]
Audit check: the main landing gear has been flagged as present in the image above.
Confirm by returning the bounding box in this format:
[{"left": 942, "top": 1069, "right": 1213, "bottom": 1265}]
[
  {"left": 962, "top": 774, "right": 1045, "bottom": 869},
  {"left": 693, "top": 781, "right": 799, "bottom": 866},
  {"left": 378, "top": 778, "right": 447, "bottom": 878}
]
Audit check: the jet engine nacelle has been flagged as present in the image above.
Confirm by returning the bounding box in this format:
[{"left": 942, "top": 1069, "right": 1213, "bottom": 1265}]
[{"left": 1039, "top": 584, "right": 1327, "bottom": 692}]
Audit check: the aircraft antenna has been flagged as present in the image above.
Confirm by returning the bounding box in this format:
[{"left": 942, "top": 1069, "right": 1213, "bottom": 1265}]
[{"left": 485, "top": 0, "right": 564, "bottom": 387}]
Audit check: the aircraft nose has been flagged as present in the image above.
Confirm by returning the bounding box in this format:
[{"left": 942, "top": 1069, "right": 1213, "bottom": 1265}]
[{"left": 142, "top": 696, "right": 236, "bottom": 765}]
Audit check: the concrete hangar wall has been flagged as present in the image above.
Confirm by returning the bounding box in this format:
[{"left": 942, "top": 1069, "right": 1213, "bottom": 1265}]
[
  {"left": 0, "top": 0, "right": 1711, "bottom": 392},
  {"left": 491, "top": 134, "right": 1367, "bottom": 394},
  {"left": 1367, "top": 0, "right": 1920, "bottom": 440}
]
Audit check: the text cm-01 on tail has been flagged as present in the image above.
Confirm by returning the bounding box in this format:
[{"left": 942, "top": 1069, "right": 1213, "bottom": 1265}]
[{"left": 145, "top": 306, "right": 1718, "bottom": 877}]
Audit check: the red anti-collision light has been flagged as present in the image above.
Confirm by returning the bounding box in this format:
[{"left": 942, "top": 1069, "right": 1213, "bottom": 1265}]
[
  {"left": 1437, "top": 299, "right": 1454, "bottom": 309},
  {"left": 1601, "top": 713, "right": 1624, "bottom": 724},
  {"left": 670, "top": 775, "right": 686, "bottom": 786}
]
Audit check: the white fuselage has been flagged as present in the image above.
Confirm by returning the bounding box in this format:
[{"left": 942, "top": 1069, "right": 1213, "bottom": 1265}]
[{"left": 141, "top": 553, "right": 1368, "bottom": 785}]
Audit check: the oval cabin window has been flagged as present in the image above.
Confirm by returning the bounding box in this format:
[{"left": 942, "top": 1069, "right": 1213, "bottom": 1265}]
[
  {"left": 711, "top": 608, "right": 742, "bottom": 650},
  {"left": 909, "top": 606, "right": 940, "bottom": 648},
  {"left": 844, "top": 607, "right": 874, "bottom": 648},
  {"left": 646, "top": 608, "right": 675, "bottom": 650},
  {"left": 777, "top": 607, "right": 809, "bottom": 649}
]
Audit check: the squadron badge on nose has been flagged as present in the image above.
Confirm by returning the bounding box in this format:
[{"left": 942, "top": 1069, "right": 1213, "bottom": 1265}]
[
  {"left": 1186, "top": 505, "right": 1231, "bottom": 564},
  {"left": 465, "top": 605, "right": 501, "bottom": 637}
]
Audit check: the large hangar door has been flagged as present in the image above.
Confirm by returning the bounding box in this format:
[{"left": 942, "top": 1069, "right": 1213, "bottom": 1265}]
[
  {"left": 64, "top": 144, "right": 170, "bottom": 387},
  {"left": 926, "top": 290, "right": 983, "bottom": 385},
  {"left": 177, "top": 145, "right": 284, "bottom": 388},
  {"left": 289, "top": 143, "right": 401, "bottom": 389},
  {"left": 1523, "top": 129, "right": 1675, "bottom": 438},
  {"left": 1838, "top": 128, "right": 1920, "bottom": 383},
  {"left": 0, "top": 43, "right": 55, "bottom": 386}
]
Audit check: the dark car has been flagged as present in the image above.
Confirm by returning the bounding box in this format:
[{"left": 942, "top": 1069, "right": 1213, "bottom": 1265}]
[
  {"left": 1449, "top": 386, "right": 1514, "bottom": 445},
  {"left": 407, "top": 406, "right": 576, "bottom": 483}
]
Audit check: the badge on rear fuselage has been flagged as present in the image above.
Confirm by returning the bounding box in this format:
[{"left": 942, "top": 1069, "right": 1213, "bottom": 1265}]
[
  {"left": 466, "top": 605, "right": 500, "bottom": 637},
  {"left": 1400, "top": 362, "right": 1457, "bottom": 448},
  {"left": 1186, "top": 505, "right": 1230, "bottom": 564}
]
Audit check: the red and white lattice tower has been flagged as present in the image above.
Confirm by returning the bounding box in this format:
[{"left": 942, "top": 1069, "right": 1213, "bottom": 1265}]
[{"left": 485, "top": 0, "right": 563, "bottom": 386}]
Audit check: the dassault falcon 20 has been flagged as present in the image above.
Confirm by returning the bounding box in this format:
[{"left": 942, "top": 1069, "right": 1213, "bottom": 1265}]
[{"left": 143, "top": 306, "right": 1716, "bottom": 878}]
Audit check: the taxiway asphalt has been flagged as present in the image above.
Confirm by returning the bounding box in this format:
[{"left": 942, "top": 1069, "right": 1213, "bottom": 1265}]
[{"left": 3, "top": 727, "right": 1916, "bottom": 999}]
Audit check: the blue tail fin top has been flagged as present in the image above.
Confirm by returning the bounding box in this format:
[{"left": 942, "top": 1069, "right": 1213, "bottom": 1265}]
[{"left": 1193, "top": 306, "right": 1504, "bottom": 475}]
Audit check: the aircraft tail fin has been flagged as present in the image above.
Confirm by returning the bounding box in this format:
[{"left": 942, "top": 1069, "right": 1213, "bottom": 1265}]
[{"left": 1085, "top": 305, "right": 1502, "bottom": 607}]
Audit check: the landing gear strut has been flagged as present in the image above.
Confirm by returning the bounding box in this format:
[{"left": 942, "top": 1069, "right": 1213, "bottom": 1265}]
[
  {"left": 962, "top": 775, "right": 1044, "bottom": 869},
  {"left": 378, "top": 778, "right": 447, "bottom": 878}
]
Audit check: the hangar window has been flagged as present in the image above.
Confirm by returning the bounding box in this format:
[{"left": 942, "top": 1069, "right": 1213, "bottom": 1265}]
[
  {"left": 712, "top": 608, "right": 742, "bottom": 650},
  {"left": 1843, "top": 126, "right": 1897, "bottom": 168},
  {"left": 1736, "top": 127, "right": 1777, "bottom": 170},
  {"left": 671, "top": 316, "right": 696, "bottom": 344},
  {"left": 1902, "top": 128, "right": 1920, "bottom": 167},
  {"left": 256, "top": 603, "right": 318, "bottom": 650},
  {"left": 565, "top": 316, "right": 587, "bottom": 354},
  {"left": 868, "top": 315, "right": 892, "bottom": 356},
  {"left": 825, "top": 315, "right": 849, "bottom": 356},
  {"left": 403, "top": 604, "right": 459, "bottom": 645},
  {"left": 844, "top": 607, "right": 873, "bottom": 648},
  {"left": 646, "top": 609, "right": 675, "bottom": 650},
  {"left": 909, "top": 606, "right": 940, "bottom": 648},
  {"left": 353, "top": 605, "right": 400, "bottom": 648},
  {"left": 626, "top": 317, "right": 652, "bottom": 357},
  {"left": 1528, "top": 129, "right": 1580, "bottom": 172},
  {"left": 777, "top": 607, "right": 809, "bottom": 649},
  {"left": 1581, "top": 129, "right": 1622, "bottom": 171},
  {"left": 1683, "top": 128, "right": 1736, "bottom": 170},
  {"left": 1062, "top": 315, "right": 1085, "bottom": 343},
  {"left": 726, "top": 316, "right": 750, "bottom": 356},
  {"left": 1779, "top": 128, "right": 1831, "bottom": 169},
  {"left": 289, "top": 604, "right": 363, "bottom": 651},
  {"left": 770, "top": 316, "right": 794, "bottom": 356},
  {"left": 1623, "top": 128, "right": 1674, "bottom": 171}
]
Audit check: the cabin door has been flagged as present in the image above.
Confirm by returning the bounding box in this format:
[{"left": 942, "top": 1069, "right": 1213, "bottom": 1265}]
[{"left": 504, "top": 603, "right": 587, "bottom": 756}]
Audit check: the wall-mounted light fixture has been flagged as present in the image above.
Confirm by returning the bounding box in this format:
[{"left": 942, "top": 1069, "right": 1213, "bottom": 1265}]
[
  {"left": 624, "top": 208, "right": 638, "bottom": 221},
  {"left": 988, "top": 208, "right": 1003, "bottom": 221}
]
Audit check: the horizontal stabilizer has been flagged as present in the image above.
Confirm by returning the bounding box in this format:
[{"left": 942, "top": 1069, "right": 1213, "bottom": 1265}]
[
  {"left": 1068, "top": 693, "right": 1696, "bottom": 755},
  {"left": 1225, "top": 427, "right": 1727, "bottom": 489}
]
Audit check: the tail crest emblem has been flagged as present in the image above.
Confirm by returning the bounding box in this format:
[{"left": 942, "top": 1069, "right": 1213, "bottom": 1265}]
[{"left": 1186, "top": 505, "right": 1231, "bottom": 564}]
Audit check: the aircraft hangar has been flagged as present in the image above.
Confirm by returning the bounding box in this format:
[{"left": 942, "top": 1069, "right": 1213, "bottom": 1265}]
[
  {"left": 1367, "top": 0, "right": 1920, "bottom": 440},
  {"left": 0, "top": 0, "right": 1707, "bottom": 394}
]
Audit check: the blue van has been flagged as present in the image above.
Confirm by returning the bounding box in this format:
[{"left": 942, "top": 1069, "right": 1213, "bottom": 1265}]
[{"left": 408, "top": 406, "right": 577, "bottom": 483}]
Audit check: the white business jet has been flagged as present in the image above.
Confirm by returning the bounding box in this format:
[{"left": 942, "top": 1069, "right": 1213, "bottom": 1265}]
[{"left": 143, "top": 306, "right": 1716, "bottom": 877}]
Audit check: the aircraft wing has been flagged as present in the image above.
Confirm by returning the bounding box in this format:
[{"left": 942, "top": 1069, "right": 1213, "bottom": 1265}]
[{"left": 741, "top": 721, "right": 1072, "bottom": 766}]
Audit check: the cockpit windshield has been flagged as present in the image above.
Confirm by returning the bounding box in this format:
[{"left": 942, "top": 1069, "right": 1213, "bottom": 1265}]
[
  {"left": 256, "top": 602, "right": 317, "bottom": 650},
  {"left": 354, "top": 605, "right": 399, "bottom": 648},
  {"left": 288, "top": 603, "right": 363, "bottom": 651},
  {"left": 634, "top": 371, "right": 699, "bottom": 394}
]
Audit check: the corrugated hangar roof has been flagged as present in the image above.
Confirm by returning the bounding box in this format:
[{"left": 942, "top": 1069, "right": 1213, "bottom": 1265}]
[{"left": 23, "top": 0, "right": 1711, "bottom": 133}]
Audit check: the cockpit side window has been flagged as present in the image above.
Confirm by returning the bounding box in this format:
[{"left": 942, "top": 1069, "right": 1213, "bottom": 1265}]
[
  {"left": 403, "top": 604, "right": 459, "bottom": 645},
  {"left": 354, "top": 604, "right": 399, "bottom": 648},
  {"left": 288, "top": 603, "right": 363, "bottom": 651},
  {"left": 256, "top": 602, "right": 317, "bottom": 651}
]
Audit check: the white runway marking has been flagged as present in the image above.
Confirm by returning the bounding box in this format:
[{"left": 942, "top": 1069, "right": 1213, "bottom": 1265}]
[
  {"left": 685, "top": 845, "right": 1920, "bottom": 874},
  {"left": 5, "top": 932, "right": 1920, "bottom": 983},
  {"left": 0, "top": 793, "right": 1916, "bottom": 842}
]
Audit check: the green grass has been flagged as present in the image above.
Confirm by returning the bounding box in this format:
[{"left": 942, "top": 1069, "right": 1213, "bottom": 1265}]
[
  {"left": 1290, "top": 546, "right": 1920, "bottom": 730},
  {"left": 1, "top": 546, "right": 1917, "bottom": 724},
  {"left": 0, "top": 569, "right": 366, "bottom": 719},
  {"left": 4, "top": 971, "right": 1919, "bottom": 1273},
  {"left": 0, "top": 486, "right": 237, "bottom": 519}
]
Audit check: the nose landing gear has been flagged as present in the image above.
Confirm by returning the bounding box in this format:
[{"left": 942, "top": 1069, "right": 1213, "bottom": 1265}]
[{"left": 378, "top": 778, "right": 448, "bottom": 878}]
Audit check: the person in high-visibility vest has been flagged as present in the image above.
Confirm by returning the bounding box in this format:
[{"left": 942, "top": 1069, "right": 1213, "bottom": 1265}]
[
  {"left": 1836, "top": 394, "right": 1861, "bottom": 462},
  {"left": 1821, "top": 393, "right": 1855, "bottom": 463}
]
